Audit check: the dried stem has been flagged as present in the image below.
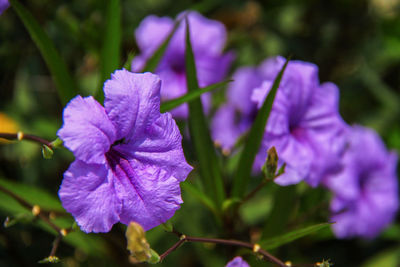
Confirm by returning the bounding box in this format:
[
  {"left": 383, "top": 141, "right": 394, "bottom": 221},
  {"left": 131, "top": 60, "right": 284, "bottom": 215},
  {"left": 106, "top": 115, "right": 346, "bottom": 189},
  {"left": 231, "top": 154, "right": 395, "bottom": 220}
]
[
  {"left": 0, "top": 132, "right": 53, "bottom": 148},
  {"left": 160, "top": 233, "right": 287, "bottom": 266}
]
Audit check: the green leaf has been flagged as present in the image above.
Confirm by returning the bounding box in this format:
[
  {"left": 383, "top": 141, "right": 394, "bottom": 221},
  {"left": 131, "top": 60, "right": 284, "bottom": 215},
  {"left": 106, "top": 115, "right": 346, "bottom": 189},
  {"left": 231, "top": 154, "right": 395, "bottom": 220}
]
[
  {"left": 123, "top": 51, "right": 136, "bottom": 70},
  {"left": 96, "top": 0, "right": 121, "bottom": 103},
  {"left": 160, "top": 79, "right": 231, "bottom": 113},
  {"left": 0, "top": 178, "right": 108, "bottom": 257},
  {"left": 181, "top": 181, "right": 218, "bottom": 217},
  {"left": 261, "top": 185, "right": 297, "bottom": 239},
  {"left": 41, "top": 145, "right": 54, "bottom": 159},
  {"left": 9, "top": 0, "right": 77, "bottom": 106},
  {"left": 259, "top": 223, "right": 332, "bottom": 250},
  {"left": 141, "top": 18, "right": 182, "bottom": 73},
  {"left": 185, "top": 18, "right": 226, "bottom": 210},
  {"left": 231, "top": 58, "right": 289, "bottom": 198},
  {"left": 221, "top": 198, "right": 241, "bottom": 213}
]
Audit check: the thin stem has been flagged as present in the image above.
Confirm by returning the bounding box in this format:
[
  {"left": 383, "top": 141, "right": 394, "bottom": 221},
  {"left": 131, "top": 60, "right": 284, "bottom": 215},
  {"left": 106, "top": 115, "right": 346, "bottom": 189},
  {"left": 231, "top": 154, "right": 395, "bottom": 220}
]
[
  {"left": 160, "top": 234, "right": 287, "bottom": 266},
  {"left": 49, "top": 234, "right": 63, "bottom": 257},
  {"left": 0, "top": 132, "right": 53, "bottom": 148},
  {"left": 159, "top": 238, "right": 186, "bottom": 261},
  {"left": 241, "top": 178, "right": 269, "bottom": 204}
]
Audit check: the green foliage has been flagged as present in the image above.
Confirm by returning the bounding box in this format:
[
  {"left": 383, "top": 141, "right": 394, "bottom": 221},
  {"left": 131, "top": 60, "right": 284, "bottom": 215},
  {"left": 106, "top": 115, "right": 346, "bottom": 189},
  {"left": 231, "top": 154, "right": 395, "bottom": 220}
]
[
  {"left": 9, "top": 0, "right": 77, "bottom": 106},
  {"left": 185, "top": 18, "right": 226, "bottom": 210},
  {"left": 96, "top": 0, "right": 121, "bottom": 103},
  {"left": 259, "top": 223, "right": 332, "bottom": 250},
  {"left": 0, "top": 178, "right": 109, "bottom": 257}
]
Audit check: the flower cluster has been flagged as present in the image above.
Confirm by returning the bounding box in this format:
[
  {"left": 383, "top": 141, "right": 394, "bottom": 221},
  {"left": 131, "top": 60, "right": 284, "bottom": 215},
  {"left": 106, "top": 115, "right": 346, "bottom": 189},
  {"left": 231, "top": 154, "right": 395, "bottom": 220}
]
[
  {"left": 131, "top": 11, "right": 234, "bottom": 119},
  {"left": 58, "top": 70, "right": 192, "bottom": 233},
  {"left": 212, "top": 55, "right": 398, "bottom": 238}
]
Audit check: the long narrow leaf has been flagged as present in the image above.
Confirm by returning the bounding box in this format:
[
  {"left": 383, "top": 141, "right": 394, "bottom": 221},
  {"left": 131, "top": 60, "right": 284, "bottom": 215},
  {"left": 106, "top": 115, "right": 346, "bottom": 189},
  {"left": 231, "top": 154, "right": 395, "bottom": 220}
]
[
  {"left": 0, "top": 177, "right": 109, "bottom": 257},
  {"left": 231, "top": 58, "right": 289, "bottom": 198},
  {"left": 185, "top": 18, "right": 226, "bottom": 210},
  {"left": 259, "top": 223, "right": 332, "bottom": 250},
  {"left": 160, "top": 79, "right": 231, "bottom": 113},
  {"left": 9, "top": 0, "right": 76, "bottom": 106},
  {"left": 96, "top": 0, "right": 121, "bottom": 103},
  {"left": 181, "top": 181, "right": 218, "bottom": 218},
  {"left": 141, "top": 18, "right": 182, "bottom": 73},
  {"left": 261, "top": 185, "right": 297, "bottom": 239}
]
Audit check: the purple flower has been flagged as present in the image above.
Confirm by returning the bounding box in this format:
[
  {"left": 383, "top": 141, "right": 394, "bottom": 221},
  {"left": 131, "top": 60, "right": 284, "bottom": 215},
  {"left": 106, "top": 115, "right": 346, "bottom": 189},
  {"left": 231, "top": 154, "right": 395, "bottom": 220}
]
[
  {"left": 251, "top": 56, "right": 347, "bottom": 186},
  {"left": 0, "top": 0, "right": 9, "bottom": 15},
  {"left": 57, "top": 70, "right": 192, "bottom": 233},
  {"left": 225, "top": 256, "right": 250, "bottom": 267},
  {"left": 324, "top": 125, "right": 398, "bottom": 239},
  {"left": 212, "top": 66, "right": 263, "bottom": 152},
  {"left": 132, "top": 11, "right": 234, "bottom": 119}
]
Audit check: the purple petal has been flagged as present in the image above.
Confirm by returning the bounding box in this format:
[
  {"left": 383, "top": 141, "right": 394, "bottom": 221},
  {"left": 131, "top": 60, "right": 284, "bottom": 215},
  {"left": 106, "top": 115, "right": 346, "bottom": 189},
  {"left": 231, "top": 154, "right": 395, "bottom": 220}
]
[
  {"left": 134, "top": 15, "right": 174, "bottom": 57},
  {"left": 116, "top": 113, "right": 192, "bottom": 181},
  {"left": 178, "top": 11, "right": 228, "bottom": 55},
  {"left": 211, "top": 104, "right": 242, "bottom": 151},
  {"left": 228, "top": 66, "right": 263, "bottom": 115},
  {"left": 0, "top": 0, "right": 9, "bottom": 15},
  {"left": 196, "top": 52, "right": 235, "bottom": 87},
  {"left": 59, "top": 161, "right": 122, "bottom": 233},
  {"left": 107, "top": 152, "right": 183, "bottom": 231},
  {"left": 326, "top": 126, "right": 399, "bottom": 238},
  {"left": 104, "top": 70, "right": 161, "bottom": 141},
  {"left": 57, "top": 96, "right": 116, "bottom": 164},
  {"left": 225, "top": 256, "right": 250, "bottom": 267}
]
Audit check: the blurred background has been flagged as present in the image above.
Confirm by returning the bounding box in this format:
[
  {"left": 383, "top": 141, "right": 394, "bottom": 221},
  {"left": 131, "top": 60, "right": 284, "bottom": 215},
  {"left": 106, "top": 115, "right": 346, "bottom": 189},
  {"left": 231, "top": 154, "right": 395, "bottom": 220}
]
[{"left": 0, "top": 0, "right": 399, "bottom": 266}]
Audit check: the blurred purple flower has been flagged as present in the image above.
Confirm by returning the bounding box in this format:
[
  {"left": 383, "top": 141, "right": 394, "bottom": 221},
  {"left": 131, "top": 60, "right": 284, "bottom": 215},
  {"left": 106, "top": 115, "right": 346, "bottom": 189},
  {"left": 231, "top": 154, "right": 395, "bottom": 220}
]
[
  {"left": 226, "top": 256, "right": 250, "bottom": 267},
  {"left": 212, "top": 66, "right": 263, "bottom": 152},
  {"left": 324, "top": 125, "right": 398, "bottom": 239},
  {"left": 132, "top": 11, "right": 234, "bottom": 119},
  {"left": 251, "top": 56, "right": 347, "bottom": 186},
  {"left": 58, "top": 69, "right": 192, "bottom": 233},
  {"left": 0, "top": 0, "right": 9, "bottom": 15}
]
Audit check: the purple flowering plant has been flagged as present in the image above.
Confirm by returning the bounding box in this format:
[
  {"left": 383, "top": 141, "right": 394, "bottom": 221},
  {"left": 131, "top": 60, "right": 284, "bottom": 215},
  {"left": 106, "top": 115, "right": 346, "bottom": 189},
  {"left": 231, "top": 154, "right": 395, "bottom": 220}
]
[
  {"left": 57, "top": 70, "right": 192, "bottom": 233},
  {"left": 0, "top": 2, "right": 399, "bottom": 267}
]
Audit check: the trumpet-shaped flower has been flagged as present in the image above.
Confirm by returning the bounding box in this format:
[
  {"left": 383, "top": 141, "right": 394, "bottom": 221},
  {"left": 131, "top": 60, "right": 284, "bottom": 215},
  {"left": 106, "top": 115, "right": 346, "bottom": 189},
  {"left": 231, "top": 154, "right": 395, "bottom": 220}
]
[
  {"left": 58, "top": 70, "right": 192, "bottom": 233},
  {"left": 132, "top": 11, "right": 234, "bottom": 118},
  {"left": 324, "top": 125, "right": 398, "bottom": 239},
  {"left": 251, "top": 56, "right": 347, "bottom": 186}
]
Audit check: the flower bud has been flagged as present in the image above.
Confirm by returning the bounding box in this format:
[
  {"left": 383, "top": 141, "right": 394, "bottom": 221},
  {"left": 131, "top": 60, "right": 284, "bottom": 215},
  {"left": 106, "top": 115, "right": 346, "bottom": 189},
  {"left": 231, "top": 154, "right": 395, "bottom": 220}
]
[
  {"left": 262, "top": 146, "right": 278, "bottom": 179},
  {"left": 126, "top": 222, "right": 159, "bottom": 263},
  {"left": 41, "top": 145, "right": 54, "bottom": 159}
]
